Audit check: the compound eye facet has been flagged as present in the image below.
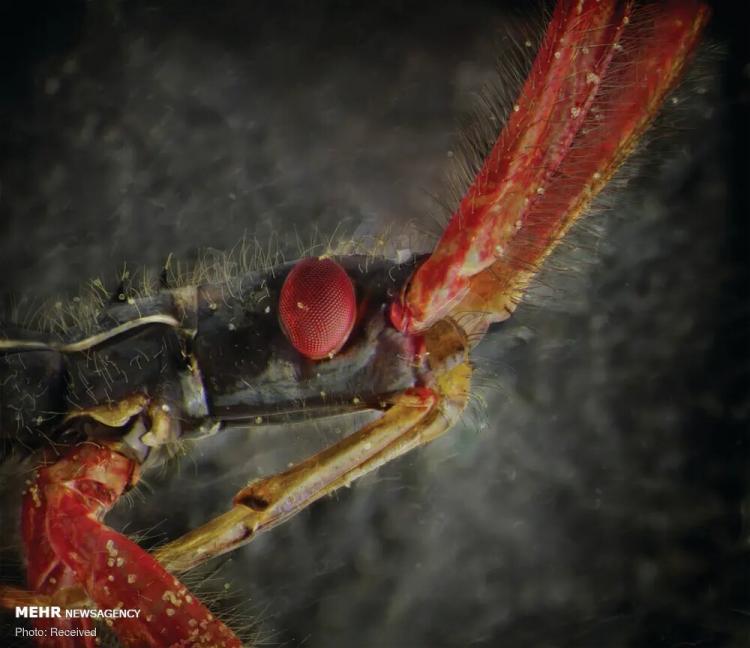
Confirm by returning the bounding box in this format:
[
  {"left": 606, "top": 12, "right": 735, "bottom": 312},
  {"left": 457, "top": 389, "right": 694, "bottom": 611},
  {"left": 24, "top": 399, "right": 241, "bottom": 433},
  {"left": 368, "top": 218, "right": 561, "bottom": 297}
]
[{"left": 278, "top": 257, "right": 356, "bottom": 360}]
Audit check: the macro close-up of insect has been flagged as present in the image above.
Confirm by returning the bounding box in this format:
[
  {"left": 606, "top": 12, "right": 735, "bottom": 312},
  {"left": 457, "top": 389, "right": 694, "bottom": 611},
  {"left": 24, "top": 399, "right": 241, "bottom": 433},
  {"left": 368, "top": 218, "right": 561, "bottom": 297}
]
[{"left": 0, "top": 1, "right": 747, "bottom": 647}]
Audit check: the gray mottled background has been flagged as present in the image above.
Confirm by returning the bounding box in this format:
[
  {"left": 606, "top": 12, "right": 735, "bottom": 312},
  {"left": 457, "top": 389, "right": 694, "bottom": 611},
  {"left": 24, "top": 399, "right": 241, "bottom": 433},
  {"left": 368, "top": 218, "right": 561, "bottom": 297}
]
[{"left": 1, "top": 1, "right": 747, "bottom": 647}]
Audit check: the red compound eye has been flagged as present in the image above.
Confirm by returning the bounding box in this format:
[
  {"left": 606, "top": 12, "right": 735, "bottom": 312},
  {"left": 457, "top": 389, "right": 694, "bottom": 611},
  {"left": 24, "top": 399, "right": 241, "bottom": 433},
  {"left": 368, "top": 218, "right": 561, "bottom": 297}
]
[{"left": 278, "top": 257, "right": 356, "bottom": 360}]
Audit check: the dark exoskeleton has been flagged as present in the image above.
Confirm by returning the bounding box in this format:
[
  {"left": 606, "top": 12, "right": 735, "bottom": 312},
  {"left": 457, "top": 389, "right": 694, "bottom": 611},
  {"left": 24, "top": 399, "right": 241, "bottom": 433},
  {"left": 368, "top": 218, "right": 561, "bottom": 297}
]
[{"left": 1, "top": 255, "right": 425, "bottom": 467}]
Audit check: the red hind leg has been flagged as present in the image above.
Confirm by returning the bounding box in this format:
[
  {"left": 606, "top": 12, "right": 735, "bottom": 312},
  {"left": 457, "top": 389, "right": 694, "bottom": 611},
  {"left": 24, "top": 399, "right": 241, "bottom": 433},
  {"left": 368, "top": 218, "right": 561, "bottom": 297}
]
[{"left": 22, "top": 443, "right": 242, "bottom": 647}]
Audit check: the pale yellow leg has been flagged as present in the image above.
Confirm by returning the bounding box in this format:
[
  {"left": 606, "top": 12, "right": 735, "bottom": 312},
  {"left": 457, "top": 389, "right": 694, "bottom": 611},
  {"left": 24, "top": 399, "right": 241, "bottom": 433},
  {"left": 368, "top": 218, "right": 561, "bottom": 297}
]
[{"left": 155, "top": 320, "right": 472, "bottom": 573}]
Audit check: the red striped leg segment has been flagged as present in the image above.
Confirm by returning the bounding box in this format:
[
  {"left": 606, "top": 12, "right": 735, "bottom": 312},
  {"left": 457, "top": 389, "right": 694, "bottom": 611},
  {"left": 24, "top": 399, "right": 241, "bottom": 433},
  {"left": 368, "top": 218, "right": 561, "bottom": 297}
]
[
  {"left": 22, "top": 444, "right": 242, "bottom": 648},
  {"left": 393, "top": 0, "right": 710, "bottom": 334}
]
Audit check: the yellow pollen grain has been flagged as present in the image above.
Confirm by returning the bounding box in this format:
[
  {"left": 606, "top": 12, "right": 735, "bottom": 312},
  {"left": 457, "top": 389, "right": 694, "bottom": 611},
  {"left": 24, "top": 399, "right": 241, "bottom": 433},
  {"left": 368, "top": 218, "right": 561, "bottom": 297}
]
[
  {"left": 162, "top": 590, "right": 183, "bottom": 607},
  {"left": 166, "top": 608, "right": 175, "bottom": 617},
  {"left": 586, "top": 72, "right": 600, "bottom": 84},
  {"left": 127, "top": 574, "right": 136, "bottom": 584}
]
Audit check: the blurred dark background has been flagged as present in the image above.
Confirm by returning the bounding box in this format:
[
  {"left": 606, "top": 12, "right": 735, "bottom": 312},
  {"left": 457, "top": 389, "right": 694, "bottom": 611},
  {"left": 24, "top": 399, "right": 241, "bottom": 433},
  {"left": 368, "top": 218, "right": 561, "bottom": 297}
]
[{"left": 0, "top": 1, "right": 747, "bottom": 646}]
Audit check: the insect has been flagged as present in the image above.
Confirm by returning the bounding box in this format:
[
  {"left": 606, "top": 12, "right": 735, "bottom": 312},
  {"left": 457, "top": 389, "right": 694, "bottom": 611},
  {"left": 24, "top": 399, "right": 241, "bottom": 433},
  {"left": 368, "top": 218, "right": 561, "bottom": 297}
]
[{"left": 0, "top": 1, "right": 713, "bottom": 646}]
